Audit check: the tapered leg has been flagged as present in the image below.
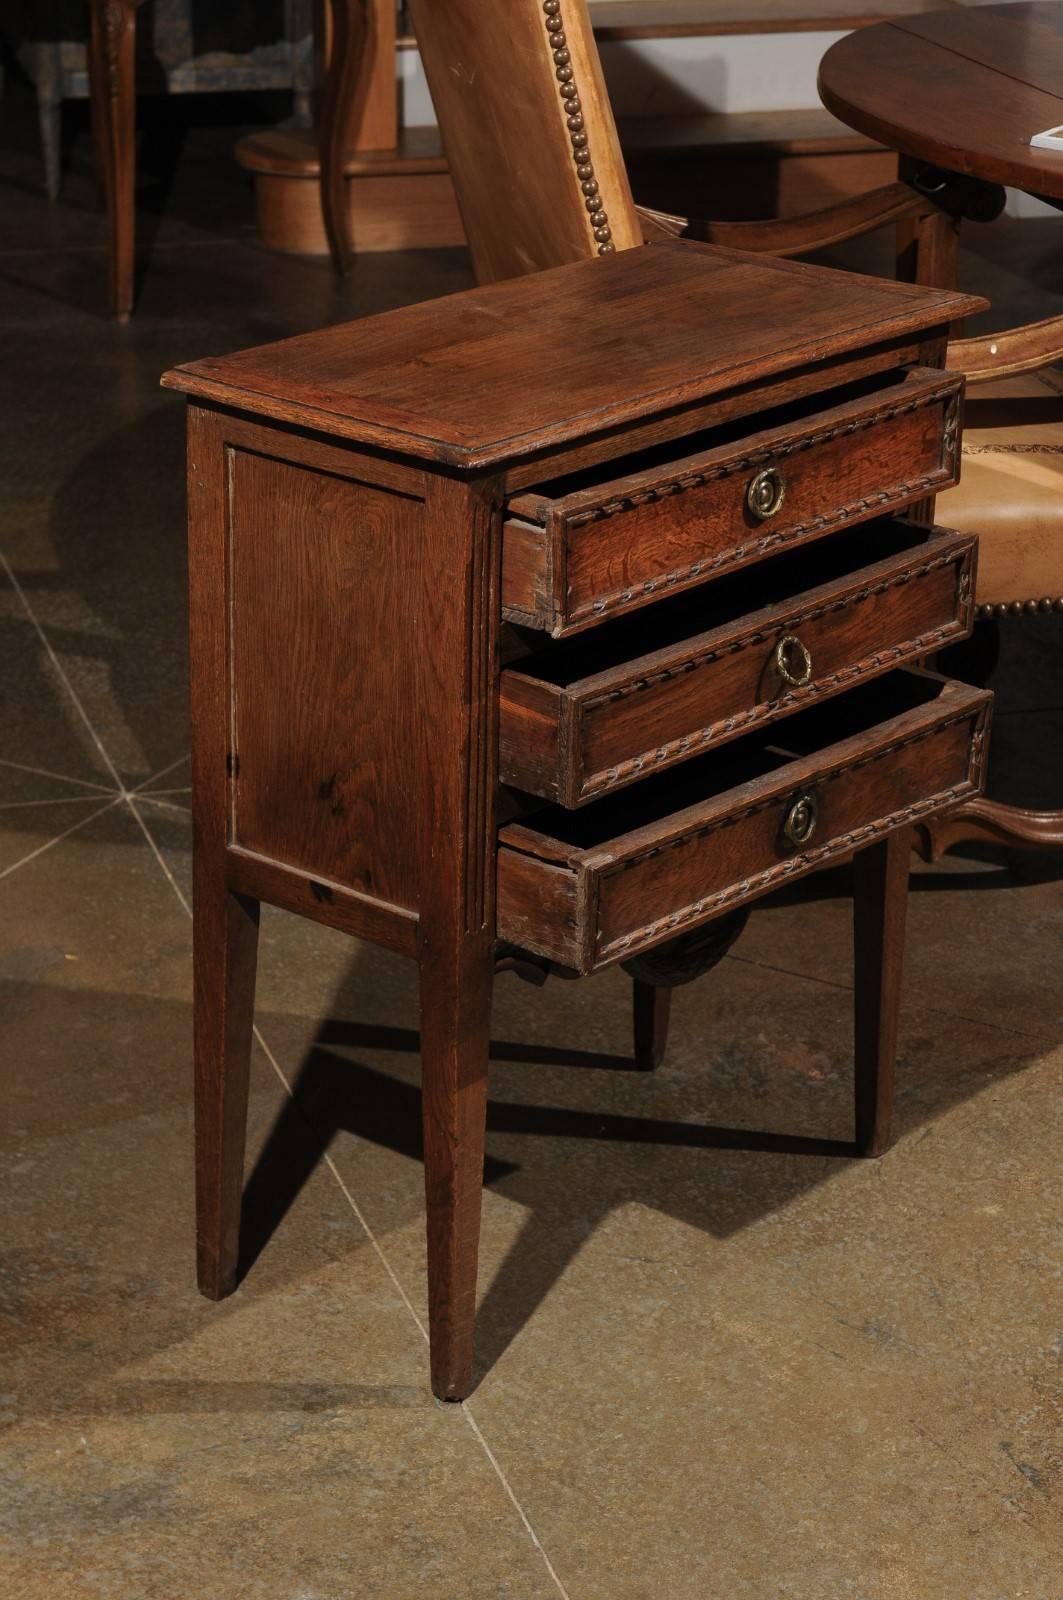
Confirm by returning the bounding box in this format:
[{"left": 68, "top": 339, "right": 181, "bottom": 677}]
[
  {"left": 194, "top": 880, "right": 260, "bottom": 1299},
  {"left": 420, "top": 939, "right": 492, "bottom": 1401},
  {"left": 88, "top": 0, "right": 138, "bottom": 319},
  {"left": 632, "top": 979, "right": 671, "bottom": 1070},
  {"left": 853, "top": 828, "right": 911, "bottom": 1158}
]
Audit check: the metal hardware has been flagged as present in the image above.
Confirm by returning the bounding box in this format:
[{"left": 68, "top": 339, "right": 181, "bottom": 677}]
[
  {"left": 782, "top": 791, "right": 818, "bottom": 847},
  {"left": 746, "top": 466, "right": 786, "bottom": 521},
  {"left": 774, "top": 633, "right": 813, "bottom": 688}
]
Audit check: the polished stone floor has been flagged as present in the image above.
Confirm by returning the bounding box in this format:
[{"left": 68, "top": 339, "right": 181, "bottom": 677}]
[{"left": 1, "top": 82, "right": 1061, "bottom": 1599}]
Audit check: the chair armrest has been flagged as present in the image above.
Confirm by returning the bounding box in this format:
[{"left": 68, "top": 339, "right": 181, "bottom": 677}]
[
  {"left": 638, "top": 182, "right": 932, "bottom": 257},
  {"left": 946, "top": 315, "right": 1063, "bottom": 385}
]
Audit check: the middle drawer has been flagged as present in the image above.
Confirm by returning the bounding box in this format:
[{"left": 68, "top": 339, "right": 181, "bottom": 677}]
[{"left": 500, "top": 519, "right": 976, "bottom": 805}]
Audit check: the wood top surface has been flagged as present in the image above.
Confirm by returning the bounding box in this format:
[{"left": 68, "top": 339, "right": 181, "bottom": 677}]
[
  {"left": 588, "top": 0, "right": 961, "bottom": 36},
  {"left": 819, "top": 2, "right": 1063, "bottom": 196},
  {"left": 162, "top": 241, "right": 982, "bottom": 471}
]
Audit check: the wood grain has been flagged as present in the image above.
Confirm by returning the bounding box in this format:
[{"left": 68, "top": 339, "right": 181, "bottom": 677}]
[
  {"left": 228, "top": 449, "right": 427, "bottom": 911},
  {"left": 500, "top": 522, "right": 976, "bottom": 803},
  {"left": 503, "top": 367, "right": 964, "bottom": 632},
  {"left": 162, "top": 242, "right": 982, "bottom": 471},
  {"left": 819, "top": 5, "right": 1063, "bottom": 199},
  {"left": 187, "top": 404, "right": 260, "bottom": 1302},
  {"left": 497, "top": 675, "right": 990, "bottom": 973},
  {"left": 853, "top": 826, "right": 911, "bottom": 1156},
  {"left": 405, "top": 0, "right": 641, "bottom": 283},
  {"left": 590, "top": 0, "right": 961, "bottom": 36}
]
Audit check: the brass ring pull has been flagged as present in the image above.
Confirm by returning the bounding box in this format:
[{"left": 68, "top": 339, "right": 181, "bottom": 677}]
[
  {"left": 782, "top": 791, "right": 818, "bottom": 848},
  {"left": 746, "top": 466, "right": 787, "bottom": 521},
  {"left": 774, "top": 633, "right": 813, "bottom": 688}
]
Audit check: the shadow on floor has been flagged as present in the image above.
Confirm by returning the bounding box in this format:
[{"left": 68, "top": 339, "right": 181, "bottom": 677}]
[{"left": 238, "top": 984, "right": 1050, "bottom": 1392}]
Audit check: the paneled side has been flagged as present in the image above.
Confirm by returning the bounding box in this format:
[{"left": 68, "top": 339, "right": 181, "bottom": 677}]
[{"left": 227, "top": 448, "right": 427, "bottom": 911}]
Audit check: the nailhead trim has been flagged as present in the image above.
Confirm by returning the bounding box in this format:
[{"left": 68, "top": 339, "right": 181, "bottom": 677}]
[
  {"left": 541, "top": 0, "right": 614, "bottom": 257},
  {"left": 976, "top": 597, "right": 1063, "bottom": 618}
]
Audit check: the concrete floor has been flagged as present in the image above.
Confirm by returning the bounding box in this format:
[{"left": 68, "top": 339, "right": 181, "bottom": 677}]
[{"left": 1, "top": 83, "right": 1061, "bottom": 1599}]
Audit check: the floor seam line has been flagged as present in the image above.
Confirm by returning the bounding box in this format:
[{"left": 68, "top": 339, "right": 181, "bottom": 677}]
[
  {"left": 462, "top": 1405, "right": 574, "bottom": 1600},
  {"left": 0, "top": 797, "right": 122, "bottom": 882},
  {"left": 0, "top": 794, "right": 113, "bottom": 811},
  {"left": 129, "top": 797, "right": 572, "bottom": 1598},
  {"left": 128, "top": 798, "right": 192, "bottom": 915},
  {"left": 129, "top": 755, "right": 192, "bottom": 795},
  {"left": 0, "top": 756, "right": 116, "bottom": 794},
  {"left": 1, "top": 549, "right": 124, "bottom": 789}
]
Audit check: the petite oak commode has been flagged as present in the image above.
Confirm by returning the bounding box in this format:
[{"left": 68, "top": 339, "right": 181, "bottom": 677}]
[{"left": 163, "top": 241, "right": 990, "bottom": 1398}]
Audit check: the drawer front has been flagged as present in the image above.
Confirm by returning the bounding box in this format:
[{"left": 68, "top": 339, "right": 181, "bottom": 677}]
[
  {"left": 500, "top": 525, "right": 976, "bottom": 805},
  {"left": 501, "top": 368, "right": 963, "bottom": 636},
  {"left": 497, "top": 677, "right": 990, "bottom": 975}
]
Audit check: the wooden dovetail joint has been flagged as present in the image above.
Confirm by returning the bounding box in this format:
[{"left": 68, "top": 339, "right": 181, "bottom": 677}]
[
  {"left": 565, "top": 385, "right": 956, "bottom": 530},
  {"left": 975, "top": 597, "right": 1063, "bottom": 619},
  {"left": 542, "top": 0, "right": 614, "bottom": 257}
]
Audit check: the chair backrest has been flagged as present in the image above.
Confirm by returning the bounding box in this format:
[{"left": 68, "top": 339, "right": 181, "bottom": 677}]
[{"left": 407, "top": 0, "right": 643, "bottom": 283}]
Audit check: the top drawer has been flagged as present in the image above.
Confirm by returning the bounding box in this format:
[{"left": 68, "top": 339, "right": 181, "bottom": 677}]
[{"left": 501, "top": 367, "right": 963, "bottom": 637}]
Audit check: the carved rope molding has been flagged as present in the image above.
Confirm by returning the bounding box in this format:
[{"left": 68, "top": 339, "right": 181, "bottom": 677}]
[
  {"left": 582, "top": 547, "right": 971, "bottom": 710},
  {"left": 579, "top": 469, "right": 954, "bottom": 621},
  {"left": 602, "top": 708, "right": 985, "bottom": 879},
  {"left": 582, "top": 619, "right": 970, "bottom": 797},
  {"left": 540, "top": 1, "right": 615, "bottom": 257},
  {"left": 597, "top": 715, "right": 988, "bottom": 960},
  {"left": 566, "top": 383, "right": 960, "bottom": 531}
]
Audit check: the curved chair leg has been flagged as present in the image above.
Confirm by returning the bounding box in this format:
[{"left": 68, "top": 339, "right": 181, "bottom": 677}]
[
  {"left": 632, "top": 980, "right": 671, "bottom": 1071},
  {"left": 88, "top": 0, "right": 138, "bottom": 320},
  {"left": 318, "top": 0, "right": 373, "bottom": 275},
  {"left": 914, "top": 797, "right": 1063, "bottom": 864}
]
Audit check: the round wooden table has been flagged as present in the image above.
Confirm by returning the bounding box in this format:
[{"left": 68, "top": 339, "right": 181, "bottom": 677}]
[
  {"left": 822, "top": 3, "right": 1063, "bottom": 865},
  {"left": 818, "top": 2, "right": 1063, "bottom": 201}
]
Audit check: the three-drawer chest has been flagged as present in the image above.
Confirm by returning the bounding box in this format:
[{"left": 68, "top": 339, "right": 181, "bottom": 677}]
[{"left": 163, "top": 240, "right": 990, "bottom": 1398}]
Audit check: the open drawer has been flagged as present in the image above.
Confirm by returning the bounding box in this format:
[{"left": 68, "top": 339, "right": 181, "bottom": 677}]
[
  {"left": 496, "top": 672, "right": 990, "bottom": 975},
  {"left": 501, "top": 366, "right": 963, "bottom": 635},
  {"left": 500, "top": 519, "right": 976, "bottom": 804}
]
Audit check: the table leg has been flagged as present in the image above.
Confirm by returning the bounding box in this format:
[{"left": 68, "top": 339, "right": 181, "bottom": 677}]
[
  {"left": 853, "top": 828, "right": 910, "bottom": 1158},
  {"left": 194, "top": 882, "right": 260, "bottom": 1300},
  {"left": 632, "top": 979, "right": 671, "bottom": 1070},
  {"left": 421, "top": 938, "right": 493, "bottom": 1401},
  {"left": 88, "top": 0, "right": 138, "bottom": 319}
]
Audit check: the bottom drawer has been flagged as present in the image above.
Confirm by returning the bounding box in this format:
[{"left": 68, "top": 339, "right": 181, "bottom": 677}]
[{"left": 497, "top": 672, "right": 990, "bottom": 975}]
